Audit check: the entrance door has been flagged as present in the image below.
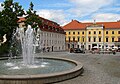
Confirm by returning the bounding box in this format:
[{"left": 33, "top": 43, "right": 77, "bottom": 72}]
[
  {"left": 72, "top": 44, "right": 74, "bottom": 48},
  {"left": 68, "top": 44, "right": 70, "bottom": 49},
  {"left": 52, "top": 46, "right": 53, "bottom": 51}
]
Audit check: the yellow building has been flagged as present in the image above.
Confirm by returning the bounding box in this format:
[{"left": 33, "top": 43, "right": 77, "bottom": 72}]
[{"left": 63, "top": 20, "right": 120, "bottom": 50}]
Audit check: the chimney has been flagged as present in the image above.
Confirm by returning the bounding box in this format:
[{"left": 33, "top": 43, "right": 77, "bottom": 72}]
[{"left": 93, "top": 19, "right": 96, "bottom": 24}]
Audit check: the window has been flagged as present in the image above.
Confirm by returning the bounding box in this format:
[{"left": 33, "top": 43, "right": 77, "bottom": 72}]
[
  {"left": 42, "top": 20, "right": 44, "bottom": 23},
  {"left": 68, "top": 44, "right": 70, "bottom": 48},
  {"left": 82, "top": 37, "right": 84, "bottom": 42},
  {"left": 82, "top": 32, "right": 84, "bottom": 34},
  {"left": 78, "top": 37, "right": 80, "bottom": 41},
  {"left": 83, "top": 38, "right": 84, "bottom": 42},
  {"left": 112, "top": 37, "right": 114, "bottom": 42},
  {"left": 89, "top": 31, "right": 91, "bottom": 34},
  {"left": 118, "top": 37, "right": 120, "bottom": 41},
  {"left": 99, "top": 31, "right": 101, "bottom": 34},
  {"left": 118, "top": 31, "right": 120, "bottom": 34},
  {"left": 69, "top": 32, "right": 70, "bottom": 35},
  {"left": 50, "top": 40, "right": 51, "bottom": 45},
  {"left": 93, "top": 37, "right": 96, "bottom": 42},
  {"left": 88, "top": 37, "right": 91, "bottom": 42},
  {"left": 106, "top": 45, "right": 108, "bottom": 47},
  {"left": 94, "top": 31, "right": 96, "bottom": 34},
  {"left": 78, "top": 32, "right": 80, "bottom": 34},
  {"left": 106, "top": 31, "right": 108, "bottom": 34},
  {"left": 43, "top": 26, "right": 45, "bottom": 28},
  {"left": 73, "top": 37, "right": 75, "bottom": 41},
  {"left": 106, "top": 38, "right": 108, "bottom": 42},
  {"left": 48, "top": 26, "right": 50, "bottom": 30},
  {"left": 52, "top": 27, "right": 54, "bottom": 30},
  {"left": 99, "top": 37, "right": 101, "bottom": 42},
  {"left": 112, "top": 31, "right": 114, "bottom": 34},
  {"left": 65, "top": 32, "right": 66, "bottom": 35},
  {"left": 68, "top": 37, "right": 71, "bottom": 42},
  {"left": 73, "top": 32, "right": 75, "bottom": 34},
  {"left": 88, "top": 45, "right": 91, "bottom": 50}
]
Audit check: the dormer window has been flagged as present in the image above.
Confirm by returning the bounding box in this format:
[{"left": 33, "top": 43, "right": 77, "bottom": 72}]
[
  {"left": 48, "top": 26, "right": 50, "bottom": 30},
  {"left": 52, "top": 27, "right": 55, "bottom": 30},
  {"left": 56, "top": 28, "right": 59, "bottom": 32},
  {"left": 52, "top": 23, "right": 55, "bottom": 25},
  {"left": 42, "top": 20, "right": 44, "bottom": 23},
  {"left": 43, "top": 25, "right": 45, "bottom": 28}
]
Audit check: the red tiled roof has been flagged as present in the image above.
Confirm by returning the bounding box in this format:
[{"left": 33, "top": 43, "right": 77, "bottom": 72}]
[
  {"left": 18, "top": 17, "right": 65, "bottom": 34},
  {"left": 18, "top": 17, "right": 26, "bottom": 22},
  {"left": 63, "top": 20, "right": 85, "bottom": 30},
  {"left": 62, "top": 20, "right": 120, "bottom": 30}
]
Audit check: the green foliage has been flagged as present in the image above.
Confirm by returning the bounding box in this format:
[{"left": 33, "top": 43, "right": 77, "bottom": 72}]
[
  {"left": 0, "top": 1, "right": 42, "bottom": 55},
  {"left": 0, "top": 44, "right": 9, "bottom": 55},
  {"left": 25, "top": 2, "right": 41, "bottom": 28},
  {"left": 0, "top": 0, "right": 24, "bottom": 55}
]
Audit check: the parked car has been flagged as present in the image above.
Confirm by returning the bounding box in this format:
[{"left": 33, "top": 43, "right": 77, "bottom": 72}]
[
  {"left": 70, "top": 48, "right": 74, "bottom": 53},
  {"left": 74, "top": 48, "right": 85, "bottom": 53},
  {"left": 117, "top": 47, "right": 120, "bottom": 52},
  {"left": 90, "top": 47, "right": 99, "bottom": 54}
]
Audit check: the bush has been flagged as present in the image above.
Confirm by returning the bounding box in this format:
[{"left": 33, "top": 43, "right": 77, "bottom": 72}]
[{"left": 0, "top": 44, "right": 9, "bottom": 56}]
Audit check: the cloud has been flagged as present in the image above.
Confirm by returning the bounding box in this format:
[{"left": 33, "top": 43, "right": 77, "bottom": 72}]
[
  {"left": 35, "top": 0, "right": 119, "bottom": 25},
  {"left": 100, "top": 7, "right": 120, "bottom": 12},
  {"left": 37, "top": 3, "right": 72, "bottom": 8},
  {"left": 92, "top": 13, "right": 120, "bottom": 22},
  {"left": 36, "top": 9, "right": 68, "bottom": 26},
  {"left": 68, "top": 0, "right": 114, "bottom": 17}
]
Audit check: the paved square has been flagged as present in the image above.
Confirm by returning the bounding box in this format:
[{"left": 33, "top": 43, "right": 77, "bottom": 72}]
[{"left": 39, "top": 52, "right": 120, "bottom": 84}]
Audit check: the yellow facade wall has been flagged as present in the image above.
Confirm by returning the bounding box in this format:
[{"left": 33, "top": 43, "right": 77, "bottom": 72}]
[
  {"left": 65, "top": 30, "right": 86, "bottom": 42},
  {"left": 65, "top": 29, "right": 120, "bottom": 43},
  {"left": 104, "top": 29, "right": 120, "bottom": 42}
]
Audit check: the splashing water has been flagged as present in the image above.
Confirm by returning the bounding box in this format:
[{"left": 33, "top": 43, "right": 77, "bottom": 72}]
[{"left": 17, "top": 25, "right": 35, "bottom": 65}]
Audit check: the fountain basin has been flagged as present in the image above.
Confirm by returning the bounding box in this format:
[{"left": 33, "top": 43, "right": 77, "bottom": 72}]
[{"left": 0, "top": 57, "right": 83, "bottom": 84}]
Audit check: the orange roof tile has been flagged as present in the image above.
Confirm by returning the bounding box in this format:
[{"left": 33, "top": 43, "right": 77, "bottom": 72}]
[
  {"left": 18, "top": 17, "right": 26, "bottom": 22},
  {"left": 18, "top": 17, "right": 65, "bottom": 34},
  {"left": 63, "top": 20, "right": 85, "bottom": 30},
  {"left": 62, "top": 20, "right": 120, "bottom": 30}
]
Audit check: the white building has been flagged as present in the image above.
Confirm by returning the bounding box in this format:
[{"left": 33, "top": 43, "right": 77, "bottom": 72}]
[{"left": 18, "top": 17, "right": 65, "bottom": 52}]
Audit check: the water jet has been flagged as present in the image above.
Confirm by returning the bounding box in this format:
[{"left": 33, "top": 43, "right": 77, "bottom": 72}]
[{"left": 0, "top": 26, "right": 83, "bottom": 84}]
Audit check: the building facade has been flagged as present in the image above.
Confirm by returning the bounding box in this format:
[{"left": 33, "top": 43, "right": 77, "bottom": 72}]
[
  {"left": 63, "top": 20, "right": 120, "bottom": 50},
  {"left": 18, "top": 17, "right": 65, "bottom": 52}
]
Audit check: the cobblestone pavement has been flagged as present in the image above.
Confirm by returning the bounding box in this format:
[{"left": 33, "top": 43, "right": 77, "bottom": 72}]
[{"left": 37, "top": 52, "right": 120, "bottom": 84}]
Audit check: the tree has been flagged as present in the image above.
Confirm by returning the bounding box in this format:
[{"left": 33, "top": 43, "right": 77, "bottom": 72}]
[
  {"left": 0, "top": 0, "right": 24, "bottom": 55},
  {"left": 0, "top": 1, "right": 42, "bottom": 55},
  {"left": 25, "top": 2, "right": 41, "bottom": 29}
]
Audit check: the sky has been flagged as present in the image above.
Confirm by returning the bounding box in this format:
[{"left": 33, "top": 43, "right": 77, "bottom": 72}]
[{"left": 0, "top": 0, "right": 120, "bottom": 26}]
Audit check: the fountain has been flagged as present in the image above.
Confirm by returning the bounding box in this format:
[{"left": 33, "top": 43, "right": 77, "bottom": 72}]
[{"left": 0, "top": 26, "right": 83, "bottom": 84}]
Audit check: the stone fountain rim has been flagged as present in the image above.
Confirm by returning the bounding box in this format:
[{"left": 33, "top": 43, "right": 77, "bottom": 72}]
[{"left": 0, "top": 56, "right": 83, "bottom": 80}]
